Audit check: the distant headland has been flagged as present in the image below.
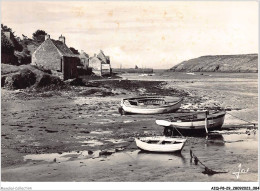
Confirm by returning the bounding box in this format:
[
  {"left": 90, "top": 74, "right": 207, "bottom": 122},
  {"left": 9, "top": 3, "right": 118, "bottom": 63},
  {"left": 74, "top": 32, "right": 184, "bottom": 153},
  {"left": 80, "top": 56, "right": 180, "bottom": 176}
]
[{"left": 169, "top": 54, "right": 258, "bottom": 73}]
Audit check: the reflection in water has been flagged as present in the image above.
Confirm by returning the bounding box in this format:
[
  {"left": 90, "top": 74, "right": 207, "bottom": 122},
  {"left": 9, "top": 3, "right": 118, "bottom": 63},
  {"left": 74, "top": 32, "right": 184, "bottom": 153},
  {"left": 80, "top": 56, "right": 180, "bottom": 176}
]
[
  {"left": 203, "top": 128, "right": 258, "bottom": 149},
  {"left": 81, "top": 140, "right": 104, "bottom": 146},
  {"left": 90, "top": 130, "right": 113, "bottom": 134},
  {"left": 24, "top": 150, "right": 100, "bottom": 162},
  {"left": 207, "top": 133, "right": 224, "bottom": 140},
  {"left": 136, "top": 150, "right": 186, "bottom": 165},
  {"left": 222, "top": 130, "right": 258, "bottom": 150},
  {"left": 206, "top": 133, "right": 225, "bottom": 146}
]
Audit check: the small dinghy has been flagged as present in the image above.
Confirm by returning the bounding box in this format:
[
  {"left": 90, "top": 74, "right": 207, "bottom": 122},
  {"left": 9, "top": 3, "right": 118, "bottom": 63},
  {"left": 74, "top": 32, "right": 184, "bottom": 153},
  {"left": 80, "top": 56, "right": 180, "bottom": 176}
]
[
  {"left": 135, "top": 136, "right": 186, "bottom": 153},
  {"left": 156, "top": 110, "right": 226, "bottom": 135},
  {"left": 119, "top": 96, "right": 182, "bottom": 115}
]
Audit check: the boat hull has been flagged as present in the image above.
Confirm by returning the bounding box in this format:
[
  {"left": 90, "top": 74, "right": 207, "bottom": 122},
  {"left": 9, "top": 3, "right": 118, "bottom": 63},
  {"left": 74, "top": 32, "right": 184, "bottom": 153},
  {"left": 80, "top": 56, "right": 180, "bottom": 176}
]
[
  {"left": 156, "top": 111, "right": 226, "bottom": 135},
  {"left": 121, "top": 97, "right": 182, "bottom": 115},
  {"left": 135, "top": 137, "right": 186, "bottom": 153}
]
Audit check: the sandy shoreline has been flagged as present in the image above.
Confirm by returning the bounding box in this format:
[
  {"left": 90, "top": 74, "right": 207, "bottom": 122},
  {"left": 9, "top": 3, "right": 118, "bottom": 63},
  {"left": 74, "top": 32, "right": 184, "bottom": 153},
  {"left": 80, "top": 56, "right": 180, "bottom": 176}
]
[{"left": 1, "top": 72, "right": 258, "bottom": 182}]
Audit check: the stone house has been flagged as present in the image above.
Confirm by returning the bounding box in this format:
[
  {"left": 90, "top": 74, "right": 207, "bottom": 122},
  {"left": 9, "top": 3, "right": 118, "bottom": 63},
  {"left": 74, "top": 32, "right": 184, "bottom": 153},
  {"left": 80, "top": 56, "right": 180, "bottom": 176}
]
[
  {"left": 79, "top": 50, "right": 89, "bottom": 69},
  {"left": 89, "top": 50, "right": 112, "bottom": 76},
  {"left": 32, "top": 35, "right": 79, "bottom": 80}
]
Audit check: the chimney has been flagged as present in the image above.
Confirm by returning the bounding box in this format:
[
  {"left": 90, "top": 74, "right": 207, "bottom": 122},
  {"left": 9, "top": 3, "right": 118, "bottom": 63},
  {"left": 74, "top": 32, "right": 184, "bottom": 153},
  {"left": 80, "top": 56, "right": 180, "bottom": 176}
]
[
  {"left": 59, "top": 34, "right": 65, "bottom": 44},
  {"left": 4, "top": 32, "right": 11, "bottom": 40},
  {"left": 45, "top": 34, "right": 50, "bottom": 40}
]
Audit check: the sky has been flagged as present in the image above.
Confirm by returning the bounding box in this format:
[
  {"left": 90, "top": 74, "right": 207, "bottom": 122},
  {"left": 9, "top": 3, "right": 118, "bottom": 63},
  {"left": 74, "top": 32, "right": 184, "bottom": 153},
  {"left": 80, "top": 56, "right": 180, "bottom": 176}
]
[{"left": 1, "top": 1, "right": 258, "bottom": 69}]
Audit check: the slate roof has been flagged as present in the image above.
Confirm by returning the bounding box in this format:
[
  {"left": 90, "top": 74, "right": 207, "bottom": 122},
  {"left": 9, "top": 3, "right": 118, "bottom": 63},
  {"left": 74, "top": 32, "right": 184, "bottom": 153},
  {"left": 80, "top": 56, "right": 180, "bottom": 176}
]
[
  {"left": 51, "top": 39, "right": 77, "bottom": 57},
  {"left": 79, "top": 51, "right": 89, "bottom": 59},
  {"left": 89, "top": 50, "right": 111, "bottom": 67},
  {"left": 89, "top": 56, "right": 108, "bottom": 65},
  {"left": 97, "top": 50, "right": 109, "bottom": 63}
]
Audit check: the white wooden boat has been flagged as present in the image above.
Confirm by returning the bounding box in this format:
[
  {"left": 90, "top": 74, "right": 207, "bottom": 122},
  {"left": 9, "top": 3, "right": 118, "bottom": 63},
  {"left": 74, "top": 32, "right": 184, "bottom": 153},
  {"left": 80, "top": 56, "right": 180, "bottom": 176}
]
[
  {"left": 135, "top": 136, "right": 186, "bottom": 153},
  {"left": 119, "top": 96, "right": 182, "bottom": 115},
  {"left": 156, "top": 110, "right": 226, "bottom": 135}
]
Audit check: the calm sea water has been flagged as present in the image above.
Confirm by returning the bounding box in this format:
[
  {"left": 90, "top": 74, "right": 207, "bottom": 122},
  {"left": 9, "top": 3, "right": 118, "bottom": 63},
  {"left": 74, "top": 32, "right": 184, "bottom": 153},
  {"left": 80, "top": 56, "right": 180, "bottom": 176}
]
[{"left": 120, "top": 72, "right": 258, "bottom": 123}]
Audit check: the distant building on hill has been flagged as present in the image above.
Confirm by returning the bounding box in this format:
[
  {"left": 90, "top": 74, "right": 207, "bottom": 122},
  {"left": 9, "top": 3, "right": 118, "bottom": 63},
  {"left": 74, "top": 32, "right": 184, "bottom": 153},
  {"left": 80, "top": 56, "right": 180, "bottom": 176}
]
[
  {"left": 32, "top": 34, "right": 79, "bottom": 80},
  {"left": 89, "top": 50, "right": 112, "bottom": 76}
]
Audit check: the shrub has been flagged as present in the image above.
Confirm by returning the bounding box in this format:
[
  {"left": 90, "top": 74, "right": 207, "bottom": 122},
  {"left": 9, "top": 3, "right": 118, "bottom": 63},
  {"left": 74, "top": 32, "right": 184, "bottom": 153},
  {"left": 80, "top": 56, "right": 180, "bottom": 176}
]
[{"left": 5, "top": 69, "right": 36, "bottom": 89}]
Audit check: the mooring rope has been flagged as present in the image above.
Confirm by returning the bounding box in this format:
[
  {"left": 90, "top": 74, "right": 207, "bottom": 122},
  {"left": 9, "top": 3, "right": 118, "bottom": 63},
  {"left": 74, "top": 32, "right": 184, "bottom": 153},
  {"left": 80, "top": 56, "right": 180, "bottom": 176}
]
[
  {"left": 173, "top": 126, "right": 184, "bottom": 137},
  {"left": 190, "top": 149, "right": 228, "bottom": 175},
  {"left": 226, "top": 112, "right": 256, "bottom": 126}
]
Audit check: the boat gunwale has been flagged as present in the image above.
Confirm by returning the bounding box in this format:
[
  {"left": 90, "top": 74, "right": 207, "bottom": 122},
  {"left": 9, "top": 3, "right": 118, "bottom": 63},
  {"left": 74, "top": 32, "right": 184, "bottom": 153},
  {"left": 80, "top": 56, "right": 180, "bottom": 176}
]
[
  {"left": 169, "top": 111, "right": 226, "bottom": 123},
  {"left": 121, "top": 97, "right": 183, "bottom": 108},
  {"left": 122, "top": 96, "right": 182, "bottom": 102},
  {"left": 136, "top": 137, "right": 186, "bottom": 143}
]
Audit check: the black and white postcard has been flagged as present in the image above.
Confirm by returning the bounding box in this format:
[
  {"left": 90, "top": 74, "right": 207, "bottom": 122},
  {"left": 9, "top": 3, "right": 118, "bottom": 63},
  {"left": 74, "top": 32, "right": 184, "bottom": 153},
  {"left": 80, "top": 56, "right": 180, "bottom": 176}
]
[{"left": 1, "top": 1, "right": 259, "bottom": 190}]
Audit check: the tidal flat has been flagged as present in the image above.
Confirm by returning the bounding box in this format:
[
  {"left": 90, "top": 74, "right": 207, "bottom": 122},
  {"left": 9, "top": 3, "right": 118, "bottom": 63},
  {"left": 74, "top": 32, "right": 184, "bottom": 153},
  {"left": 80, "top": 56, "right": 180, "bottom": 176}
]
[{"left": 1, "top": 72, "right": 258, "bottom": 181}]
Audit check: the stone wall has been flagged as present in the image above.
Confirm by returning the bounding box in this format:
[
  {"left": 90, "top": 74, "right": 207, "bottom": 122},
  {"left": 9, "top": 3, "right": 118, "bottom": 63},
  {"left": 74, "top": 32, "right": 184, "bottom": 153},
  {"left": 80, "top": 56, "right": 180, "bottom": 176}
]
[
  {"left": 51, "top": 70, "right": 64, "bottom": 80},
  {"left": 101, "top": 64, "right": 111, "bottom": 76},
  {"left": 89, "top": 57, "right": 102, "bottom": 76},
  {"left": 32, "top": 39, "right": 61, "bottom": 71}
]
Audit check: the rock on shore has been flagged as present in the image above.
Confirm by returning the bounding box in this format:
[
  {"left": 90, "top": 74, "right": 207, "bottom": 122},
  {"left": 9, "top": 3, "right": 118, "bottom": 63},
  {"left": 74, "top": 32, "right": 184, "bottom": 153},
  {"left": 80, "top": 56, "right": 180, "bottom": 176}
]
[{"left": 1, "top": 64, "right": 65, "bottom": 90}]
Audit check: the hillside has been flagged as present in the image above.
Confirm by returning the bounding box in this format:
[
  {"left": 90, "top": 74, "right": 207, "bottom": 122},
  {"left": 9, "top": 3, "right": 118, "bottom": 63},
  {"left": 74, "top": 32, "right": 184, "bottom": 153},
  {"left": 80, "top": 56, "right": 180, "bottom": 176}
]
[{"left": 170, "top": 54, "right": 258, "bottom": 72}]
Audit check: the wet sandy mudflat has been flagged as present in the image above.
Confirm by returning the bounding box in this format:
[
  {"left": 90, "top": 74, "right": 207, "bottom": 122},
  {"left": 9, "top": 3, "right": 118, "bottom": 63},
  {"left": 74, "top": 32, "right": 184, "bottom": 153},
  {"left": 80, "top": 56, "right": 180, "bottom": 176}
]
[{"left": 1, "top": 72, "right": 258, "bottom": 182}]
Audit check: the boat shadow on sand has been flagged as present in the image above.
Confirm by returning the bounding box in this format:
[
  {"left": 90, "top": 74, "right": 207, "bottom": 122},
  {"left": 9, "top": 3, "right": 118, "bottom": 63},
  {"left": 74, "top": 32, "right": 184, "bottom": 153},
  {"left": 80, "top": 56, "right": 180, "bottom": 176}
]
[{"left": 136, "top": 150, "right": 187, "bottom": 164}]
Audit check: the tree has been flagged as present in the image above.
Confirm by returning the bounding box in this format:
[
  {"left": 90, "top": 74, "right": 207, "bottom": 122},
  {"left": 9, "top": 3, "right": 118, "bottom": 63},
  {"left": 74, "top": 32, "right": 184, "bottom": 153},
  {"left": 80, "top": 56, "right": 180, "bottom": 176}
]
[
  {"left": 1, "top": 24, "right": 23, "bottom": 52},
  {"left": 32, "top": 30, "right": 48, "bottom": 43},
  {"left": 1, "top": 31, "right": 14, "bottom": 54},
  {"left": 1, "top": 24, "right": 13, "bottom": 33}
]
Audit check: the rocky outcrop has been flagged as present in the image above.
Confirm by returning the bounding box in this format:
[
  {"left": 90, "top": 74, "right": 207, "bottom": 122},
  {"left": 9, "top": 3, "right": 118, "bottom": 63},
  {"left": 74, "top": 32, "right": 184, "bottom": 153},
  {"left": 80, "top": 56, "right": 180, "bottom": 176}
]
[
  {"left": 4, "top": 69, "right": 36, "bottom": 89},
  {"left": 170, "top": 54, "right": 258, "bottom": 72},
  {"left": 1, "top": 64, "right": 65, "bottom": 90}
]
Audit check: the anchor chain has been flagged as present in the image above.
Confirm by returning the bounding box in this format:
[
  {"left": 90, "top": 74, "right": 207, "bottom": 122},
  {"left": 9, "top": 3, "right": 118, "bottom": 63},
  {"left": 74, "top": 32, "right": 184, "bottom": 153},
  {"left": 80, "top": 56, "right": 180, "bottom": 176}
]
[{"left": 226, "top": 112, "right": 257, "bottom": 126}]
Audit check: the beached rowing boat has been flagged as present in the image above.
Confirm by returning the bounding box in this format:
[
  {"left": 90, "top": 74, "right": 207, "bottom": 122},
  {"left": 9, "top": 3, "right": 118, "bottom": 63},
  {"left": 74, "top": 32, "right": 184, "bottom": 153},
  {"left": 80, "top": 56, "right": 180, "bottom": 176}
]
[
  {"left": 119, "top": 96, "right": 182, "bottom": 115},
  {"left": 135, "top": 136, "right": 186, "bottom": 153},
  {"left": 156, "top": 110, "right": 226, "bottom": 135}
]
